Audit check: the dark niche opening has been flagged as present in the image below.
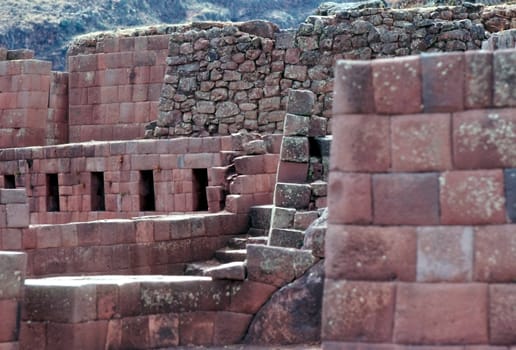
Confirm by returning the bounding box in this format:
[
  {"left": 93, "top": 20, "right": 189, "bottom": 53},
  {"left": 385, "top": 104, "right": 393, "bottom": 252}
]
[
  {"left": 4, "top": 175, "right": 15, "bottom": 189},
  {"left": 192, "top": 168, "right": 208, "bottom": 211},
  {"left": 139, "top": 170, "right": 155, "bottom": 211},
  {"left": 91, "top": 172, "right": 106, "bottom": 211},
  {"left": 46, "top": 173, "right": 60, "bottom": 212}
]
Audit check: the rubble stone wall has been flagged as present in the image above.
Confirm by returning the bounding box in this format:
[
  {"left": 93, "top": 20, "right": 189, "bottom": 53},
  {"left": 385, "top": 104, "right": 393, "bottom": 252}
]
[{"left": 324, "top": 48, "right": 516, "bottom": 348}]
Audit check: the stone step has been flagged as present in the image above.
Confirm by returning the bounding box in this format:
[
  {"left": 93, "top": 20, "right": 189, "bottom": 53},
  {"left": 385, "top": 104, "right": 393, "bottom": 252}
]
[
  {"left": 247, "top": 236, "right": 268, "bottom": 245},
  {"left": 269, "top": 228, "right": 304, "bottom": 249},
  {"left": 184, "top": 259, "right": 221, "bottom": 276},
  {"left": 247, "top": 227, "right": 268, "bottom": 237},
  {"left": 227, "top": 237, "right": 249, "bottom": 249},
  {"left": 214, "top": 248, "right": 248, "bottom": 263},
  {"left": 203, "top": 261, "right": 246, "bottom": 280}
]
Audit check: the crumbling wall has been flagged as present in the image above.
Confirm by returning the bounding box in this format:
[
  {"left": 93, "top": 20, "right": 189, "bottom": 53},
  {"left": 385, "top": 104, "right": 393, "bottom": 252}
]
[{"left": 324, "top": 48, "right": 516, "bottom": 347}]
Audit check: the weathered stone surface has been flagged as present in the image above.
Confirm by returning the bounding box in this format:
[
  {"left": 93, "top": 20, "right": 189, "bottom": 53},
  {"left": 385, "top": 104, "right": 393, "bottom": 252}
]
[
  {"left": 270, "top": 207, "right": 296, "bottom": 229},
  {"left": 489, "top": 284, "right": 516, "bottom": 345},
  {"left": 280, "top": 136, "right": 309, "bottom": 163},
  {"left": 275, "top": 183, "right": 312, "bottom": 210},
  {"left": 286, "top": 89, "right": 315, "bottom": 116},
  {"left": 465, "top": 50, "right": 493, "bottom": 109},
  {"left": 493, "top": 49, "right": 516, "bottom": 107},
  {"left": 505, "top": 169, "right": 516, "bottom": 223},
  {"left": 0, "top": 252, "right": 26, "bottom": 299},
  {"left": 203, "top": 261, "right": 246, "bottom": 280},
  {"left": 303, "top": 208, "right": 327, "bottom": 258},
  {"left": 243, "top": 140, "right": 267, "bottom": 155},
  {"left": 269, "top": 228, "right": 304, "bottom": 249},
  {"left": 247, "top": 244, "right": 317, "bottom": 287},
  {"left": 283, "top": 113, "right": 310, "bottom": 136},
  {"left": 245, "top": 261, "right": 324, "bottom": 345},
  {"left": 249, "top": 205, "right": 273, "bottom": 230}
]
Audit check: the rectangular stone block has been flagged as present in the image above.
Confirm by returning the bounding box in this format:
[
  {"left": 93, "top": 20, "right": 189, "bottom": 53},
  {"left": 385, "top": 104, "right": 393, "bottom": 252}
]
[
  {"left": 474, "top": 225, "right": 516, "bottom": 282},
  {"left": 46, "top": 321, "right": 108, "bottom": 350},
  {"left": 0, "top": 252, "right": 26, "bottom": 299},
  {"left": 6, "top": 204, "right": 29, "bottom": 228},
  {"left": 391, "top": 113, "right": 452, "bottom": 171},
  {"left": 234, "top": 155, "right": 265, "bottom": 175},
  {"left": 0, "top": 189, "right": 27, "bottom": 204},
  {"left": 372, "top": 55, "right": 422, "bottom": 115},
  {"left": 328, "top": 172, "right": 371, "bottom": 225},
  {"left": 453, "top": 109, "right": 516, "bottom": 169},
  {"left": 330, "top": 114, "right": 390, "bottom": 172},
  {"left": 421, "top": 52, "right": 464, "bottom": 112},
  {"left": 373, "top": 173, "right": 440, "bottom": 225},
  {"left": 394, "top": 283, "right": 488, "bottom": 344},
  {"left": 0, "top": 299, "right": 18, "bottom": 342},
  {"left": 280, "top": 136, "right": 309, "bottom": 163},
  {"left": 322, "top": 280, "right": 395, "bottom": 342},
  {"left": 283, "top": 113, "right": 310, "bottom": 136},
  {"left": 269, "top": 228, "right": 304, "bottom": 249},
  {"left": 333, "top": 60, "right": 375, "bottom": 114},
  {"left": 277, "top": 161, "right": 309, "bottom": 183},
  {"left": 274, "top": 183, "right": 311, "bottom": 210},
  {"left": 489, "top": 284, "right": 516, "bottom": 344},
  {"left": 417, "top": 226, "right": 474, "bottom": 282},
  {"left": 286, "top": 89, "right": 315, "bottom": 116},
  {"left": 493, "top": 49, "right": 516, "bottom": 107},
  {"left": 440, "top": 170, "right": 506, "bottom": 225},
  {"left": 325, "top": 225, "right": 416, "bottom": 281},
  {"left": 465, "top": 50, "right": 493, "bottom": 109}
]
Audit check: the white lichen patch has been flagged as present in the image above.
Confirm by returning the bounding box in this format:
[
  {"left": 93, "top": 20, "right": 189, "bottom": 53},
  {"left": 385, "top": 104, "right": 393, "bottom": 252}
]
[{"left": 457, "top": 114, "right": 516, "bottom": 165}]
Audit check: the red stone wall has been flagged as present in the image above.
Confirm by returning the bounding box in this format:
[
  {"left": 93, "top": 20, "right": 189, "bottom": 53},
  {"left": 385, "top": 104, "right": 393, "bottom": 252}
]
[
  {"left": 47, "top": 72, "right": 69, "bottom": 145},
  {"left": 67, "top": 34, "right": 169, "bottom": 142},
  {"left": 324, "top": 48, "right": 516, "bottom": 348}
]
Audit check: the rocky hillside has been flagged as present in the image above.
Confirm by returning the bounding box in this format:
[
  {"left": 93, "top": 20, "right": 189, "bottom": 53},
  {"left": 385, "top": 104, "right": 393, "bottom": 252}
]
[{"left": 0, "top": 0, "right": 324, "bottom": 70}]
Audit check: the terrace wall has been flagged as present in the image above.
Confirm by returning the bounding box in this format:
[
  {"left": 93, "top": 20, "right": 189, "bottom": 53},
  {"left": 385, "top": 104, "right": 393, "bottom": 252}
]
[{"left": 323, "top": 48, "right": 516, "bottom": 348}]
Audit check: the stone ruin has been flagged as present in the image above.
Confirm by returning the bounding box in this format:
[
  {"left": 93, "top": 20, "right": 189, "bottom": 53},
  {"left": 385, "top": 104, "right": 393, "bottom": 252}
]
[{"left": 0, "top": 2, "right": 515, "bottom": 349}]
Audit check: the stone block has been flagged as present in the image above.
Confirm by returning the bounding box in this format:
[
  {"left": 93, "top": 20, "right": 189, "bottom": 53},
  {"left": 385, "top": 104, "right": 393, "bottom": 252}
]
[
  {"left": 286, "top": 89, "right": 315, "bottom": 116},
  {"left": 283, "top": 113, "right": 310, "bottom": 136},
  {"left": 23, "top": 283, "right": 97, "bottom": 323},
  {"left": 234, "top": 155, "right": 265, "bottom": 175},
  {"left": 0, "top": 252, "right": 26, "bottom": 299},
  {"left": 19, "top": 321, "right": 46, "bottom": 350},
  {"left": 391, "top": 113, "right": 452, "bottom": 171},
  {"left": 493, "top": 49, "right": 516, "bottom": 107},
  {"left": 280, "top": 136, "right": 309, "bottom": 163},
  {"left": 330, "top": 114, "right": 390, "bottom": 172},
  {"left": 270, "top": 207, "right": 296, "bottom": 229},
  {"left": 274, "top": 183, "right": 311, "bottom": 210},
  {"left": 6, "top": 204, "right": 29, "bottom": 228},
  {"left": 489, "top": 284, "right": 516, "bottom": 344},
  {"left": 269, "top": 228, "right": 304, "bottom": 249},
  {"left": 474, "top": 225, "right": 516, "bottom": 282},
  {"left": 373, "top": 173, "right": 440, "bottom": 225},
  {"left": 0, "top": 189, "right": 27, "bottom": 204},
  {"left": 505, "top": 169, "right": 516, "bottom": 223},
  {"left": 328, "top": 172, "right": 371, "bottom": 225},
  {"left": 277, "top": 161, "right": 309, "bottom": 183},
  {"left": 249, "top": 205, "right": 273, "bottom": 230},
  {"left": 325, "top": 225, "right": 416, "bottom": 281},
  {"left": 453, "top": 109, "right": 516, "bottom": 169},
  {"left": 179, "top": 312, "right": 215, "bottom": 346},
  {"left": 46, "top": 321, "right": 108, "bottom": 350},
  {"left": 393, "top": 283, "right": 488, "bottom": 344},
  {"left": 372, "top": 55, "right": 422, "bottom": 114},
  {"left": 333, "top": 60, "right": 375, "bottom": 114},
  {"left": 213, "top": 312, "right": 252, "bottom": 345},
  {"left": 440, "top": 170, "right": 506, "bottom": 225},
  {"left": 229, "top": 281, "right": 277, "bottom": 314},
  {"left": 0, "top": 299, "right": 18, "bottom": 342},
  {"left": 322, "top": 280, "right": 395, "bottom": 342},
  {"left": 417, "top": 226, "right": 474, "bottom": 282},
  {"left": 247, "top": 244, "right": 316, "bottom": 287},
  {"left": 294, "top": 211, "right": 319, "bottom": 230},
  {"left": 148, "top": 314, "right": 179, "bottom": 348},
  {"left": 120, "top": 316, "right": 150, "bottom": 349},
  {"left": 465, "top": 50, "right": 493, "bottom": 109},
  {"left": 203, "top": 261, "right": 246, "bottom": 280},
  {"left": 309, "top": 116, "right": 327, "bottom": 137},
  {"left": 421, "top": 52, "right": 464, "bottom": 112}
]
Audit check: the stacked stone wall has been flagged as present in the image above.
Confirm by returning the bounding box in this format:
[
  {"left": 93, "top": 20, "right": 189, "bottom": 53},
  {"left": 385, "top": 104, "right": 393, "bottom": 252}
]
[
  {"left": 0, "top": 48, "right": 69, "bottom": 148},
  {"left": 324, "top": 48, "right": 516, "bottom": 348}
]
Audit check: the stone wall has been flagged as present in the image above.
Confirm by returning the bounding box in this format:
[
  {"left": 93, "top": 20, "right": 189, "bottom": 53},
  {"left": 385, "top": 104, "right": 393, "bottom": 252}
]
[
  {"left": 324, "top": 48, "right": 516, "bottom": 348},
  {"left": 0, "top": 52, "right": 65, "bottom": 148},
  {"left": 154, "top": 5, "right": 500, "bottom": 137},
  {"left": 0, "top": 251, "right": 26, "bottom": 350}
]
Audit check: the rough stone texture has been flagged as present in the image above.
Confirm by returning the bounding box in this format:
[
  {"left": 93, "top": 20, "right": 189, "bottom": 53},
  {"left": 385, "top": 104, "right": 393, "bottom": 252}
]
[
  {"left": 269, "top": 228, "right": 304, "bottom": 249},
  {"left": 391, "top": 113, "right": 452, "bottom": 172},
  {"left": 246, "top": 244, "right": 317, "bottom": 288},
  {"left": 274, "top": 183, "right": 312, "bottom": 210},
  {"left": 283, "top": 113, "right": 310, "bottom": 136},
  {"left": 203, "top": 262, "right": 246, "bottom": 280},
  {"left": 489, "top": 284, "right": 516, "bottom": 345},
  {"left": 325, "top": 225, "right": 416, "bottom": 281},
  {"left": 465, "top": 50, "right": 493, "bottom": 109},
  {"left": 393, "top": 283, "right": 488, "bottom": 344},
  {"left": 421, "top": 52, "right": 464, "bottom": 112},
  {"left": 0, "top": 252, "right": 27, "bottom": 299},
  {"left": 322, "top": 280, "right": 395, "bottom": 343},
  {"left": 286, "top": 89, "right": 315, "bottom": 116},
  {"left": 333, "top": 61, "right": 375, "bottom": 114},
  {"left": 439, "top": 170, "right": 506, "bottom": 225},
  {"left": 280, "top": 136, "right": 309, "bottom": 163},
  {"left": 493, "top": 49, "right": 516, "bottom": 107},
  {"left": 373, "top": 173, "right": 440, "bottom": 225},
  {"left": 372, "top": 56, "right": 422, "bottom": 114},
  {"left": 303, "top": 208, "right": 327, "bottom": 258},
  {"left": 417, "top": 226, "right": 473, "bottom": 282},
  {"left": 474, "top": 225, "right": 516, "bottom": 282},
  {"left": 330, "top": 114, "right": 390, "bottom": 172},
  {"left": 328, "top": 172, "right": 371, "bottom": 224},
  {"left": 453, "top": 109, "right": 516, "bottom": 169},
  {"left": 229, "top": 281, "right": 277, "bottom": 314},
  {"left": 245, "top": 261, "right": 323, "bottom": 345},
  {"left": 505, "top": 169, "right": 516, "bottom": 223},
  {"left": 270, "top": 207, "right": 296, "bottom": 229},
  {"left": 249, "top": 205, "right": 273, "bottom": 230}
]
